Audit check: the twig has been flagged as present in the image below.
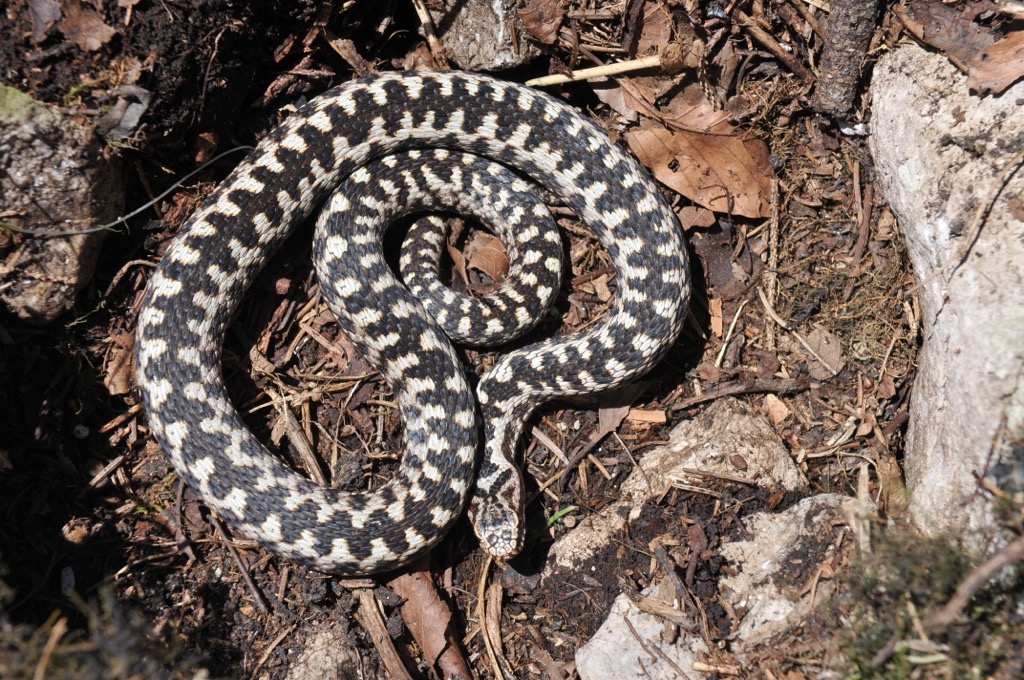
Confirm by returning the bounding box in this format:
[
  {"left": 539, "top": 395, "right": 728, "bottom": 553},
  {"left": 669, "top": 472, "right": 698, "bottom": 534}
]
[
  {"left": 210, "top": 515, "right": 270, "bottom": 614},
  {"left": 0, "top": 146, "right": 252, "bottom": 237},
  {"left": 714, "top": 299, "right": 750, "bottom": 368},
  {"left": 758, "top": 288, "right": 843, "bottom": 376},
  {"left": 409, "top": 0, "right": 450, "bottom": 67},
  {"left": 924, "top": 533, "right": 1024, "bottom": 630},
  {"left": 527, "top": 54, "right": 663, "bottom": 86},
  {"left": 352, "top": 586, "right": 414, "bottom": 680},
  {"left": 476, "top": 555, "right": 511, "bottom": 679},
  {"left": 669, "top": 376, "right": 809, "bottom": 412},
  {"left": 249, "top": 623, "right": 299, "bottom": 678},
  {"left": 765, "top": 179, "right": 781, "bottom": 350},
  {"left": 731, "top": 10, "right": 812, "bottom": 80},
  {"left": 32, "top": 616, "right": 68, "bottom": 680}
]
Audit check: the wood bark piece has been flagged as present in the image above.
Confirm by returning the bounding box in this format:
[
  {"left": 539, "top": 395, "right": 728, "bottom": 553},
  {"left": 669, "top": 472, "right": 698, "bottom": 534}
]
[{"left": 813, "top": 0, "right": 881, "bottom": 117}]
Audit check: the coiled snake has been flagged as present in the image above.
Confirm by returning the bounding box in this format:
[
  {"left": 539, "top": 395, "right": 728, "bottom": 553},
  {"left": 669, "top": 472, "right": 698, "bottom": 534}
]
[{"left": 136, "top": 71, "right": 691, "bottom": 575}]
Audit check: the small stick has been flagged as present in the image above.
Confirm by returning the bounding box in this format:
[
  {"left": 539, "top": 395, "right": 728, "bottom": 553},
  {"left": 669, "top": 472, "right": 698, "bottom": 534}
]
[
  {"left": 526, "top": 54, "right": 662, "bottom": 86},
  {"left": 409, "top": 0, "right": 451, "bottom": 67},
  {"left": 924, "top": 533, "right": 1024, "bottom": 630}
]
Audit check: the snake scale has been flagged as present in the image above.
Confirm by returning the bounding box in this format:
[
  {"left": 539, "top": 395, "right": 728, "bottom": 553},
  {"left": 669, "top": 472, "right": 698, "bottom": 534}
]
[{"left": 136, "top": 71, "right": 691, "bottom": 575}]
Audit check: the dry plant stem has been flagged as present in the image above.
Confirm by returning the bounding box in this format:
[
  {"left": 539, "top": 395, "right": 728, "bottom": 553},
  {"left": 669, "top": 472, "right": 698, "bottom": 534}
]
[
  {"left": 409, "top": 0, "right": 450, "bottom": 66},
  {"left": 476, "top": 555, "right": 508, "bottom": 680},
  {"left": 692, "top": 660, "right": 742, "bottom": 675},
  {"left": 270, "top": 389, "right": 328, "bottom": 485},
  {"left": 731, "top": 10, "right": 812, "bottom": 80},
  {"left": 621, "top": 614, "right": 693, "bottom": 679},
  {"left": 32, "top": 616, "right": 67, "bottom": 680},
  {"left": 714, "top": 299, "right": 750, "bottom": 367},
  {"left": 781, "top": 0, "right": 825, "bottom": 41},
  {"left": 249, "top": 623, "right": 299, "bottom": 678},
  {"left": 210, "top": 516, "right": 270, "bottom": 613},
  {"left": 757, "top": 288, "right": 842, "bottom": 374},
  {"left": 766, "top": 179, "right": 781, "bottom": 349},
  {"left": 812, "top": 0, "right": 880, "bottom": 116},
  {"left": 925, "top": 533, "right": 1024, "bottom": 630},
  {"left": 353, "top": 587, "right": 414, "bottom": 680},
  {"left": 526, "top": 54, "right": 662, "bottom": 86},
  {"left": 670, "top": 376, "right": 809, "bottom": 411}
]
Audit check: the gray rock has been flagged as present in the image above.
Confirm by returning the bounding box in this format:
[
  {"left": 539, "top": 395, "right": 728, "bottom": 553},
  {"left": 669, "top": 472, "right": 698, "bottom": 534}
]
[
  {"left": 869, "top": 44, "right": 1024, "bottom": 549},
  {"left": 0, "top": 85, "right": 123, "bottom": 324}
]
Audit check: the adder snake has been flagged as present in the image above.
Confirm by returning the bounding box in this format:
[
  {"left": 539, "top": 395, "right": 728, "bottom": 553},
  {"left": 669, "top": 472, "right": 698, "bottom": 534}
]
[{"left": 136, "top": 71, "right": 691, "bottom": 574}]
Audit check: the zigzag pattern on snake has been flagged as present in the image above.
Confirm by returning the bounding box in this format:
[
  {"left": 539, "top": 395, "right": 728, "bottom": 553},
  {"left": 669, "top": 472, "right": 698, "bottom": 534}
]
[{"left": 136, "top": 70, "right": 691, "bottom": 575}]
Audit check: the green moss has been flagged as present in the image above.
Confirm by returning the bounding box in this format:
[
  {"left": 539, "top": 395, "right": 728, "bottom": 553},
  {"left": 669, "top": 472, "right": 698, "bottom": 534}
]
[
  {"left": 0, "top": 85, "right": 55, "bottom": 124},
  {"left": 843, "top": 527, "right": 1024, "bottom": 679}
]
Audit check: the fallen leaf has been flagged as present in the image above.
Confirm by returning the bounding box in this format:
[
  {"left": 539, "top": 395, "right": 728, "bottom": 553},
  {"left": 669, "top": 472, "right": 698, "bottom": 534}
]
[
  {"left": 592, "top": 81, "right": 639, "bottom": 122},
  {"left": 59, "top": 0, "right": 116, "bottom": 51},
  {"left": 763, "top": 394, "right": 791, "bottom": 425},
  {"left": 464, "top": 231, "right": 508, "bottom": 284},
  {"left": 658, "top": 85, "right": 733, "bottom": 132},
  {"left": 635, "top": 2, "right": 672, "bottom": 58},
  {"left": 894, "top": 2, "right": 994, "bottom": 71},
  {"left": 690, "top": 223, "right": 744, "bottom": 297},
  {"left": 967, "top": 31, "right": 1024, "bottom": 95},
  {"left": 578, "top": 273, "right": 613, "bottom": 302},
  {"left": 103, "top": 331, "right": 135, "bottom": 396},
  {"left": 687, "top": 524, "right": 709, "bottom": 552},
  {"left": 625, "top": 122, "right": 773, "bottom": 218},
  {"left": 518, "top": 0, "right": 564, "bottom": 45},
  {"left": 29, "top": 0, "right": 61, "bottom": 44},
  {"left": 678, "top": 205, "right": 716, "bottom": 230},
  {"left": 804, "top": 327, "right": 845, "bottom": 380}
]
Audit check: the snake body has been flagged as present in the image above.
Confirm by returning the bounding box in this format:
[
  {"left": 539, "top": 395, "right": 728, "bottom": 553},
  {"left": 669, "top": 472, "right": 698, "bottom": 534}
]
[{"left": 136, "top": 71, "right": 691, "bottom": 574}]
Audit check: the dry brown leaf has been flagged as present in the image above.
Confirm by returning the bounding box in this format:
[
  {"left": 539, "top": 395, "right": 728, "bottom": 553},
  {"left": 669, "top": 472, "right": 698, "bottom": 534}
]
[
  {"left": 390, "top": 571, "right": 466, "bottom": 673},
  {"left": 894, "top": 2, "right": 994, "bottom": 71},
  {"left": 579, "top": 273, "right": 613, "bottom": 302},
  {"left": 967, "top": 31, "right": 1024, "bottom": 94},
  {"left": 690, "top": 224, "right": 744, "bottom": 296},
  {"left": 804, "top": 327, "right": 846, "bottom": 380},
  {"left": 659, "top": 85, "right": 733, "bottom": 132},
  {"left": 103, "top": 331, "right": 135, "bottom": 396},
  {"left": 58, "top": 0, "right": 116, "bottom": 51},
  {"left": 763, "top": 394, "right": 791, "bottom": 425},
  {"left": 625, "top": 123, "right": 773, "bottom": 218},
  {"left": 597, "top": 402, "right": 630, "bottom": 435},
  {"left": 635, "top": 2, "right": 672, "bottom": 57},
  {"left": 29, "top": 0, "right": 61, "bottom": 43},
  {"left": 687, "top": 523, "right": 709, "bottom": 552},
  {"left": 591, "top": 81, "right": 639, "bottom": 122},
  {"left": 518, "top": 0, "right": 564, "bottom": 45},
  {"left": 398, "top": 41, "right": 441, "bottom": 70},
  {"left": 465, "top": 231, "right": 508, "bottom": 284},
  {"left": 678, "top": 205, "right": 716, "bottom": 230}
]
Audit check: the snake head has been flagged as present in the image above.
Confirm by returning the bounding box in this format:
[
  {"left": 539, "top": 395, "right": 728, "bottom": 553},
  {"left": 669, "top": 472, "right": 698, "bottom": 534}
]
[{"left": 468, "top": 464, "right": 525, "bottom": 559}]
